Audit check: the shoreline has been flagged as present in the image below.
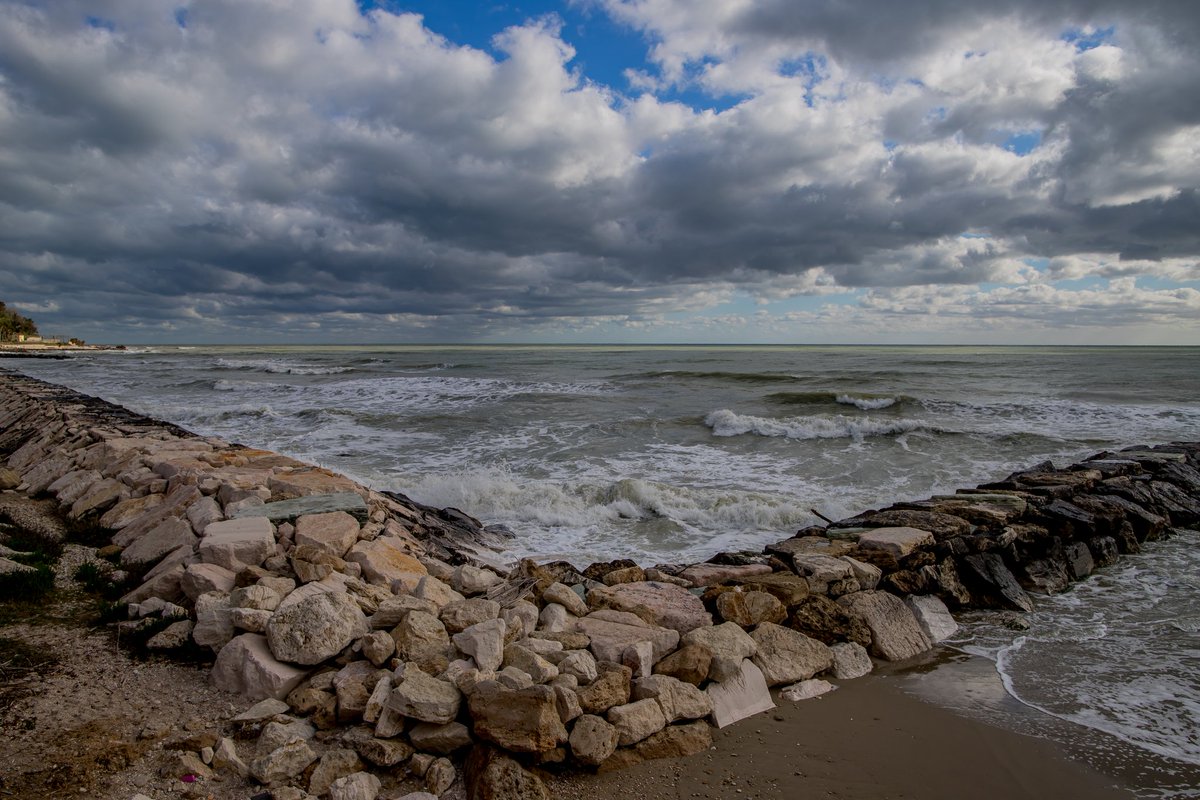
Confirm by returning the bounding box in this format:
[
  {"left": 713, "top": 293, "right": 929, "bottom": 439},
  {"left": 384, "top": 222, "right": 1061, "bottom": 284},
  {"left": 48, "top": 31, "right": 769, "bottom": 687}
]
[{"left": 1, "top": 366, "right": 1198, "bottom": 799}]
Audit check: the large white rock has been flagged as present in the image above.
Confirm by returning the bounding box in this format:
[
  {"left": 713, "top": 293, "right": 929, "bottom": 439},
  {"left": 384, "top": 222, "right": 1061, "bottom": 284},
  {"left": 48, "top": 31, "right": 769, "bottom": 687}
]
[
  {"left": 631, "top": 675, "right": 713, "bottom": 723},
  {"left": 586, "top": 581, "right": 713, "bottom": 634},
  {"left": 706, "top": 658, "right": 775, "bottom": 728},
  {"left": 905, "top": 594, "right": 959, "bottom": 642},
  {"left": 575, "top": 612, "right": 680, "bottom": 665},
  {"left": 212, "top": 633, "right": 309, "bottom": 701},
  {"left": 294, "top": 511, "right": 361, "bottom": 558},
  {"left": 856, "top": 527, "right": 935, "bottom": 559},
  {"left": 680, "top": 621, "right": 757, "bottom": 682},
  {"left": 780, "top": 678, "right": 837, "bottom": 702},
  {"left": 568, "top": 714, "right": 618, "bottom": 766},
  {"left": 181, "top": 562, "right": 237, "bottom": 600},
  {"left": 606, "top": 698, "right": 667, "bottom": 746},
  {"left": 346, "top": 536, "right": 427, "bottom": 587},
  {"left": 267, "top": 590, "right": 369, "bottom": 665},
  {"left": 387, "top": 668, "right": 462, "bottom": 725},
  {"left": 120, "top": 517, "right": 197, "bottom": 567},
  {"left": 749, "top": 622, "right": 834, "bottom": 687},
  {"left": 837, "top": 591, "right": 932, "bottom": 661},
  {"left": 543, "top": 582, "right": 589, "bottom": 618},
  {"left": 199, "top": 517, "right": 276, "bottom": 572},
  {"left": 829, "top": 641, "right": 873, "bottom": 679},
  {"left": 452, "top": 618, "right": 507, "bottom": 673}
]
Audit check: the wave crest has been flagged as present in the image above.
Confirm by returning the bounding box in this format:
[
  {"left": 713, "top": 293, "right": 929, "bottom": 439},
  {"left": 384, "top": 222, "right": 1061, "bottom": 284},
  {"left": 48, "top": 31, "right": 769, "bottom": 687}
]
[{"left": 704, "top": 408, "right": 934, "bottom": 441}]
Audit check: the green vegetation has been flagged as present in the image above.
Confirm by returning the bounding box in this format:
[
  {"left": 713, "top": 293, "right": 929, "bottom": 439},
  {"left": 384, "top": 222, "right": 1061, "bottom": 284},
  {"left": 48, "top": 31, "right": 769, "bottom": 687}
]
[{"left": 0, "top": 301, "right": 38, "bottom": 342}]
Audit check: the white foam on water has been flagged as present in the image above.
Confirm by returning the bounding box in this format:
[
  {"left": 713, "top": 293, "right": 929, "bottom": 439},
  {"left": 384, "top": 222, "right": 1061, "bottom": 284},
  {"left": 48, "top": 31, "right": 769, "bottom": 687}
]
[
  {"left": 835, "top": 393, "right": 898, "bottom": 410},
  {"left": 704, "top": 408, "right": 935, "bottom": 441}
]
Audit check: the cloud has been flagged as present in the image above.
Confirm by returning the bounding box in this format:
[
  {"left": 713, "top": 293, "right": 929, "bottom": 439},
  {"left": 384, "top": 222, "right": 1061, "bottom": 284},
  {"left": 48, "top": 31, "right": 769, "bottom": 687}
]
[{"left": 0, "top": 0, "right": 1196, "bottom": 343}]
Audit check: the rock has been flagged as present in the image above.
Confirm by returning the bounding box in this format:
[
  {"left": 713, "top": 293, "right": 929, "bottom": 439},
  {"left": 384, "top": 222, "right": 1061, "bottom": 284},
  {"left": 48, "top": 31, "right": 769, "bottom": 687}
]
[
  {"left": 829, "top": 641, "right": 873, "bottom": 679},
  {"left": 497, "top": 667, "right": 534, "bottom": 689},
  {"left": 200, "top": 517, "right": 277, "bottom": 572},
  {"left": 1065, "top": 541, "right": 1095, "bottom": 580},
  {"left": 1020, "top": 557, "right": 1072, "bottom": 594},
  {"left": 334, "top": 662, "right": 385, "bottom": 723},
  {"left": 212, "top": 736, "right": 250, "bottom": 777},
  {"left": 837, "top": 591, "right": 932, "bottom": 661},
  {"left": 251, "top": 740, "right": 319, "bottom": 785},
  {"left": 329, "top": 771, "right": 381, "bottom": 800},
  {"left": 621, "top": 640, "right": 655, "bottom": 678},
  {"left": 960, "top": 553, "right": 1034, "bottom": 612},
  {"left": 463, "top": 745, "right": 551, "bottom": 800},
  {"left": 606, "top": 698, "right": 667, "bottom": 746},
  {"left": 715, "top": 590, "right": 786, "bottom": 627},
  {"left": 388, "top": 667, "right": 462, "bottom": 724},
  {"left": 856, "top": 527, "right": 935, "bottom": 559},
  {"left": 843, "top": 557, "right": 882, "bottom": 590},
  {"left": 538, "top": 603, "right": 571, "bottom": 633},
  {"left": 369, "top": 594, "right": 440, "bottom": 628},
  {"left": 905, "top": 595, "right": 958, "bottom": 643},
  {"left": 790, "top": 554, "right": 854, "bottom": 593},
  {"left": 730, "top": 572, "right": 810, "bottom": 606},
  {"left": 467, "top": 681, "right": 569, "bottom": 753},
  {"left": 309, "top": 749, "right": 364, "bottom": 796},
  {"left": 231, "top": 584, "right": 283, "bottom": 611},
  {"left": 749, "top": 622, "right": 834, "bottom": 686},
  {"left": 232, "top": 697, "right": 291, "bottom": 724},
  {"left": 267, "top": 591, "right": 370, "bottom": 665},
  {"left": 543, "top": 582, "right": 589, "bottom": 617},
  {"left": 343, "top": 726, "right": 414, "bottom": 766},
  {"left": 453, "top": 618, "right": 508, "bottom": 672},
  {"left": 501, "top": 601, "right": 540, "bottom": 640},
  {"left": 575, "top": 613, "right": 680, "bottom": 664},
  {"left": 163, "top": 751, "right": 214, "bottom": 781},
  {"left": 786, "top": 594, "right": 872, "bottom": 647},
  {"left": 557, "top": 650, "right": 599, "bottom": 684},
  {"left": 441, "top": 598, "right": 502, "bottom": 634},
  {"left": 652, "top": 643, "right": 711, "bottom": 686},
  {"left": 426, "top": 757, "right": 457, "bottom": 795},
  {"left": 391, "top": 610, "right": 452, "bottom": 673},
  {"left": 631, "top": 675, "right": 712, "bottom": 723},
  {"left": 70, "top": 477, "right": 129, "bottom": 519},
  {"left": 147, "top": 619, "right": 194, "bottom": 649},
  {"left": 629, "top": 720, "right": 712, "bottom": 761},
  {"left": 780, "top": 678, "right": 836, "bottom": 701},
  {"left": 363, "top": 674, "right": 391, "bottom": 723},
  {"left": 360, "top": 631, "right": 396, "bottom": 667},
  {"left": 453, "top": 564, "right": 502, "bottom": 595},
  {"left": 679, "top": 622, "right": 757, "bottom": 682},
  {"left": 504, "top": 643, "right": 559, "bottom": 684},
  {"left": 237, "top": 491, "right": 369, "bottom": 522},
  {"left": 186, "top": 495, "right": 225, "bottom": 534},
  {"left": 551, "top": 682, "right": 583, "bottom": 724},
  {"left": 193, "top": 591, "right": 236, "bottom": 651},
  {"left": 409, "top": 721, "right": 473, "bottom": 754},
  {"left": 120, "top": 517, "right": 197, "bottom": 567},
  {"left": 346, "top": 536, "right": 427, "bottom": 587},
  {"left": 294, "top": 511, "right": 361, "bottom": 558},
  {"left": 568, "top": 714, "right": 619, "bottom": 766},
  {"left": 602, "top": 565, "right": 645, "bottom": 585},
  {"left": 921, "top": 558, "right": 973, "bottom": 608},
  {"left": 257, "top": 719, "right": 315, "bottom": 754},
  {"left": 181, "top": 562, "right": 238, "bottom": 600},
  {"left": 706, "top": 658, "right": 775, "bottom": 728},
  {"left": 677, "top": 563, "right": 772, "bottom": 586},
  {"left": 576, "top": 663, "right": 632, "bottom": 714},
  {"left": 0, "top": 466, "right": 20, "bottom": 489}
]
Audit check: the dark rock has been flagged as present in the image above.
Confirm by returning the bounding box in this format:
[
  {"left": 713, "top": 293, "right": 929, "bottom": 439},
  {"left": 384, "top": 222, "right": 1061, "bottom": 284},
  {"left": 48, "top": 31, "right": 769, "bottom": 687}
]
[
  {"left": 730, "top": 572, "right": 810, "bottom": 607},
  {"left": 786, "top": 594, "right": 871, "bottom": 647},
  {"left": 919, "top": 558, "right": 972, "bottom": 608},
  {"left": 1088, "top": 536, "right": 1120, "bottom": 567},
  {"left": 464, "top": 745, "right": 550, "bottom": 800},
  {"left": 707, "top": 550, "right": 771, "bottom": 566},
  {"left": 1064, "top": 542, "right": 1094, "bottom": 580},
  {"left": 1113, "top": 521, "right": 1142, "bottom": 554},
  {"left": 582, "top": 560, "right": 638, "bottom": 582},
  {"left": 960, "top": 553, "right": 1034, "bottom": 613},
  {"left": 1019, "top": 558, "right": 1071, "bottom": 594},
  {"left": 1149, "top": 481, "right": 1200, "bottom": 525},
  {"left": 1094, "top": 495, "right": 1167, "bottom": 540},
  {"left": 1039, "top": 500, "right": 1097, "bottom": 537},
  {"left": 881, "top": 570, "right": 927, "bottom": 595},
  {"left": 234, "top": 492, "right": 368, "bottom": 523}
]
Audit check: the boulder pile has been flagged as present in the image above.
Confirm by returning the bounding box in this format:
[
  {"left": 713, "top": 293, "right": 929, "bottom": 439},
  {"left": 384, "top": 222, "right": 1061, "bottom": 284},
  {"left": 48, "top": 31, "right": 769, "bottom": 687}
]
[{"left": 2, "top": 368, "right": 1198, "bottom": 799}]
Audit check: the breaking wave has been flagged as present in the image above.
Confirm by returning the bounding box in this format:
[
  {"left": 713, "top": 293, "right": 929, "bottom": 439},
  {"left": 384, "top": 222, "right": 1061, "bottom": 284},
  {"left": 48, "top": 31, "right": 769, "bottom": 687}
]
[{"left": 704, "top": 408, "right": 935, "bottom": 441}]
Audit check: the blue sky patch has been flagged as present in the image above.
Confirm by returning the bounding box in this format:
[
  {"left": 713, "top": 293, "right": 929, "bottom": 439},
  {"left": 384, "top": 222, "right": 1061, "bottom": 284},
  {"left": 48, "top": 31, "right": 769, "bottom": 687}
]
[{"left": 1062, "top": 25, "right": 1116, "bottom": 52}]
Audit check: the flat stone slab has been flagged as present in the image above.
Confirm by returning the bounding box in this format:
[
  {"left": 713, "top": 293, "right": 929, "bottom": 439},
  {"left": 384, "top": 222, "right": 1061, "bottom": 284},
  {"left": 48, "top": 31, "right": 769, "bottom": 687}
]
[
  {"left": 199, "top": 516, "right": 276, "bottom": 572},
  {"left": 706, "top": 658, "right": 775, "bottom": 728},
  {"left": 855, "top": 527, "right": 934, "bottom": 559},
  {"left": 232, "top": 492, "right": 368, "bottom": 523}
]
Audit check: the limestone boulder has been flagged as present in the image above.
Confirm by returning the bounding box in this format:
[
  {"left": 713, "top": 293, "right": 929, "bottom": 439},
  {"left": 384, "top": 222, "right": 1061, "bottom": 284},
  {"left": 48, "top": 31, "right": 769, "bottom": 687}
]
[
  {"left": 199, "top": 517, "right": 276, "bottom": 572},
  {"left": 787, "top": 594, "right": 872, "bottom": 647},
  {"left": 677, "top": 563, "right": 772, "bottom": 586},
  {"left": 186, "top": 496, "right": 224, "bottom": 534},
  {"left": 631, "top": 675, "right": 712, "bottom": 723},
  {"left": 679, "top": 622, "right": 757, "bottom": 682},
  {"left": 250, "top": 740, "right": 318, "bottom": 785},
  {"left": 329, "top": 771, "right": 381, "bottom": 800},
  {"left": 557, "top": 649, "right": 599, "bottom": 684},
  {"left": 295, "top": 511, "right": 361, "bottom": 558},
  {"left": 212, "top": 634, "right": 310, "bottom": 701},
  {"left": 904, "top": 594, "right": 958, "bottom": 642},
  {"left": 463, "top": 745, "right": 551, "bottom": 800},
  {"left": 837, "top": 591, "right": 932, "bottom": 661},
  {"left": 387, "top": 668, "right": 462, "bottom": 724},
  {"left": 829, "top": 642, "right": 873, "bottom": 679},
  {"left": 730, "top": 572, "right": 810, "bottom": 607},
  {"left": 452, "top": 564, "right": 502, "bottom": 595},
  {"left": 503, "top": 643, "right": 559, "bottom": 684},
  {"left": 652, "top": 644, "right": 711, "bottom": 686},
  {"left": 267, "top": 591, "right": 370, "bottom": 665},
  {"left": 585, "top": 582, "right": 712, "bottom": 634},
  {"left": 453, "top": 618, "right": 508, "bottom": 673},
  {"left": 606, "top": 698, "right": 667, "bottom": 746},
  {"left": 543, "top": 582, "right": 589, "bottom": 617},
  {"left": 120, "top": 517, "right": 196, "bottom": 567},
  {"left": 309, "top": 749, "right": 364, "bottom": 797},
  {"left": 391, "top": 610, "right": 452, "bottom": 673},
  {"left": 568, "top": 714, "right": 618, "bottom": 767},
  {"left": 715, "top": 590, "right": 786, "bottom": 627},
  {"left": 181, "top": 562, "right": 237, "bottom": 601},
  {"left": 749, "top": 622, "right": 834, "bottom": 686},
  {"left": 409, "top": 721, "right": 473, "bottom": 754},
  {"left": 575, "top": 612, "right": 679, "bottom": 665},
  {"left": 467, "top": 681, "right": 569, "bottom": 754},
  {"left": 343, "top": 726, "right": 414, "bottom": 767},
  {"left": 856, "top": 527, "right": 935, "bottom": 559},
  {"left": 706, "top": 658, "right": 774, "bottom": 728},
  {"left": 627, "top": 720, "right": 712, "bottom": 762},
  {"left": 780, "top": 678, "right": 836, "bottom": 701},
  {"left": 575, "top": 663, "right": 632, "bottom": 715},
  {"left": 441, "top": 598, "right": 501, "bottom": 634}
]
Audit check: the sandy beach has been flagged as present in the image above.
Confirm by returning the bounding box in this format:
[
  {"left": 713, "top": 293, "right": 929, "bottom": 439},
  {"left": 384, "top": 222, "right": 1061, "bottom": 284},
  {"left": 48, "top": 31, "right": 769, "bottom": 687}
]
[{"left": 548, "top": 663, "right": 1135, "bottom": 800}]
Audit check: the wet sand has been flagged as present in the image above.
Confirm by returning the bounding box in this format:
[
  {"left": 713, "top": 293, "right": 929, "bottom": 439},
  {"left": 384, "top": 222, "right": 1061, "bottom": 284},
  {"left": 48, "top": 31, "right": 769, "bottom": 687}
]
[{"left": 548, "top": 661, "right": 1135, "bottom": 800}]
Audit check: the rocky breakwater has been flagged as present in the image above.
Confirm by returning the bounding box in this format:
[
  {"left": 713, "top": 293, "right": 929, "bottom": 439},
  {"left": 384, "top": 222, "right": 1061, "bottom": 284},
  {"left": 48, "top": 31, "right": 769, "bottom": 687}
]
[{"left": 2, "top": 369, "right": 1199, "bottom": 800}]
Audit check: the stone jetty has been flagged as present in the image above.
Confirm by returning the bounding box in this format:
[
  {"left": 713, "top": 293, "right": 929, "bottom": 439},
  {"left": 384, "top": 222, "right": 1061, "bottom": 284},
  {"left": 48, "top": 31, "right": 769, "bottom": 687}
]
[{"left": 1, "top": 368, "right": 1198, "bottom": 799}]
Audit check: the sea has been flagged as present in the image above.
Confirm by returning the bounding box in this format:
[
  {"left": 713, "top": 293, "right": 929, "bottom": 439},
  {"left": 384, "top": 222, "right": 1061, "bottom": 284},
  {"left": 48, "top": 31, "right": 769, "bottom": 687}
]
[{"left": 5, "top": 343, "right": 1200, "bottom": 794}]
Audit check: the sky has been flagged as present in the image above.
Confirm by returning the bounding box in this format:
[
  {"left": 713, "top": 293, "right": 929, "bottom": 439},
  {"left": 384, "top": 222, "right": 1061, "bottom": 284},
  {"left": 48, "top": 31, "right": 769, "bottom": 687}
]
[{"left": 0, "top": 0, "right": 1198, "bottom": 345}]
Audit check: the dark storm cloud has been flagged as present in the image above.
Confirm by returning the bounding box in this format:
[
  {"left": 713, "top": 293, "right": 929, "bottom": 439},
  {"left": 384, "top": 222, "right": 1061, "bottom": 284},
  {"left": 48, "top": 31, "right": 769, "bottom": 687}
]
[{"left": 0, "top": 0, "right": 1197, "bottom": 342}]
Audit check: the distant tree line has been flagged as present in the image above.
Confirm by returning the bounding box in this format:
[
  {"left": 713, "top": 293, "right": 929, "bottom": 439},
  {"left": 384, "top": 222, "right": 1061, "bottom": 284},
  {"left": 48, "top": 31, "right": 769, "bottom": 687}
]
[{"left": 0, "top": 301, "right": 39, "bottom": 341}]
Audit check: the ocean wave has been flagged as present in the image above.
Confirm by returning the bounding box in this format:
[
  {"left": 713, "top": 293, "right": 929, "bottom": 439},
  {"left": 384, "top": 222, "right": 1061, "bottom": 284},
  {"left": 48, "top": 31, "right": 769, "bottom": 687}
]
[
  {"left": 704, "top": 408, "right": 935, "bottom": 441},
  {"left": 213, "top": 357, "right": 353, "bottom": 375},
  {"left": 625, "top": 370, "right": 806, "bottom": 385},
  {"left": 835, "top": 393, "right": 898, "bottom": 410}
]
